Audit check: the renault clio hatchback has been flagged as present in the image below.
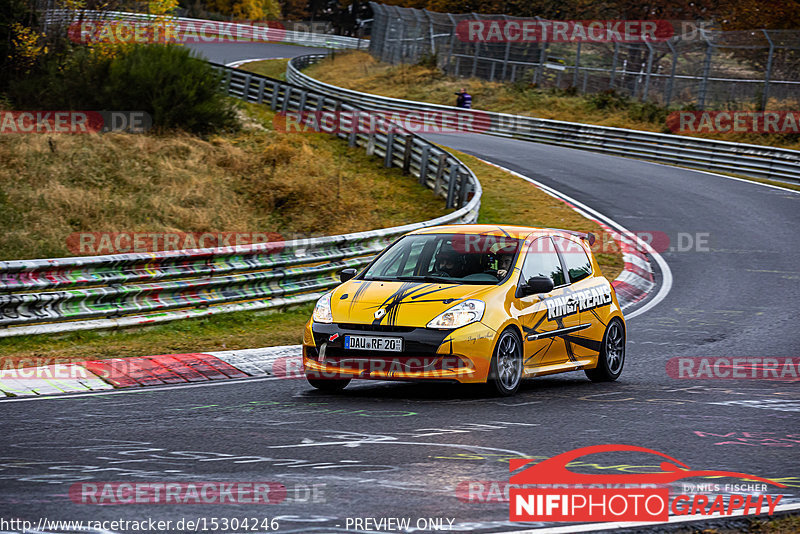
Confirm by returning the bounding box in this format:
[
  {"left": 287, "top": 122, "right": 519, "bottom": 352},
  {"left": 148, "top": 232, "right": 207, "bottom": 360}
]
[{"left": 303, "top": 225, "right": 625, "bottom": 396}]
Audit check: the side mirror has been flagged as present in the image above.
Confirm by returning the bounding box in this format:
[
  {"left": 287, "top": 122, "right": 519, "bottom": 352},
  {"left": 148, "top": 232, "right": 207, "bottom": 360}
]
[
  {"left": 339, "top": 268, "right": 357, "bottom": 283},
  {"left": 518, "top": 276, "right": 554, "bottom": 297}
]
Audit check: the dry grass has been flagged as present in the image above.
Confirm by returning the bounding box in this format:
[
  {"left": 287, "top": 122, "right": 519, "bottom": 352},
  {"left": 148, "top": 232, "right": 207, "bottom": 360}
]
[
  {"left": 297, "top": 52, "right": 800, "bottom": 151},
  {"left": 0, "top": 103, "right": 449, "bottom": 260}
]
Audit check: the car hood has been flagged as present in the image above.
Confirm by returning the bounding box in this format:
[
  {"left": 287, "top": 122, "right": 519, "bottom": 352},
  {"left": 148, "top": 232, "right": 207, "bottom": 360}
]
[{"left": 329, "top": 280, "right": 493, "bottom": 328}]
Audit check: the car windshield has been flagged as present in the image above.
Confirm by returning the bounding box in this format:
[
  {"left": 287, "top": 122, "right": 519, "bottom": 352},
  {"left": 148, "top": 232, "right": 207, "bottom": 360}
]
[{"left": 361, "top": 233, "right": 521, "bottom": 285}]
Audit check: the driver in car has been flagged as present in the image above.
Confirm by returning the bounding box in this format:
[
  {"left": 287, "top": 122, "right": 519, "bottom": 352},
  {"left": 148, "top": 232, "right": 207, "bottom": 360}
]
[
  {"left": 432, "top": 248, "right": 462, "bottom": 277},
  {"left": 496, "top": 254, "right": 514, "bottom": 279}
]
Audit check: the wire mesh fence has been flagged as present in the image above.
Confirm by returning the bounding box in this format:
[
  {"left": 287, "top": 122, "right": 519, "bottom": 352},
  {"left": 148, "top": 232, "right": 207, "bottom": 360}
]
[{"left": 368, "top": 2, "right": 800, "bottom": 109}]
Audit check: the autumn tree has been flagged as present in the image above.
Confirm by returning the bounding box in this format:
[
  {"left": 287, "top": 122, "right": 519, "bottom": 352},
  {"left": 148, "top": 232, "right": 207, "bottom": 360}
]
[{"left": 206, "top": 0, "right": 282, "bottom": 20}]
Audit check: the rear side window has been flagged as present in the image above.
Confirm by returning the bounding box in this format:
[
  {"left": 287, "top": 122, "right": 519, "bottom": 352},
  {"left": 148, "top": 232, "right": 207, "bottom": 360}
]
[
  {"left": 554, "top": 237, "right": 592, "bottom": 283},
  {"left": 520, "top": 237, "right": 566, "bottom": 287}
]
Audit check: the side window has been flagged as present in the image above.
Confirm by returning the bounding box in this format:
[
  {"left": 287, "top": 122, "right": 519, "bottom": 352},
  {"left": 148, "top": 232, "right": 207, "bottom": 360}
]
[
  {"left": 520, "top": 237, "right": 565, "bottom": 287},
  {"left": 554, "top": 237, "right": 592, "bottom": 283}
]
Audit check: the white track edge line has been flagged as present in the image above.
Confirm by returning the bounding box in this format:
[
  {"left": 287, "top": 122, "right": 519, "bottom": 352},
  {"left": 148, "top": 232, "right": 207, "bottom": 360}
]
[
  {"left": 0, "top": 373, "right": 295, "bottom": 403},
  {"left": 225, "top": 57, "right": 289, "bottom": 68},
  {"left": 472, "top": 158, "right": 672, "bottom": 320}
]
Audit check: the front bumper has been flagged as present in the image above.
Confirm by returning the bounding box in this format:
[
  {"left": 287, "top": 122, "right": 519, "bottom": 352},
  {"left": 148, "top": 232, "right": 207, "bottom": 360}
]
[{"left": 302, "top": 321, "right": 497, "bottom": 383}]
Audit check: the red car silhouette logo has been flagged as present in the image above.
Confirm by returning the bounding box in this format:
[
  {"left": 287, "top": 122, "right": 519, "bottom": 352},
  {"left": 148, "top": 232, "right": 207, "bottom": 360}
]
[{"left": 510, "top": 444, "right": 785, "bottom": 487}]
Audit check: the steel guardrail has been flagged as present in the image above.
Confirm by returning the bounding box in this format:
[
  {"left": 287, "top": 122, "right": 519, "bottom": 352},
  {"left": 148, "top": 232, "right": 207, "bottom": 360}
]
[
  {"left": 287, "top": 54, "right": 800, "bottom": 183},
  {"left": 0, "top": 64, "right": 481, "bottom": 337}
]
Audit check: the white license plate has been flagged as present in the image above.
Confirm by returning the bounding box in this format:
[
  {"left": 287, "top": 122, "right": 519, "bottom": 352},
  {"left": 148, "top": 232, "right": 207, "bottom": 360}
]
[{"left": 344, "top": 335, "right": 403, "bottom": 352}]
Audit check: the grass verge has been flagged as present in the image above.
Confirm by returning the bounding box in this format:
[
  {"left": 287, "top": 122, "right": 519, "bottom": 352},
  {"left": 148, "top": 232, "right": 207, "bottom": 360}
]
[{"left": 238, "top": 58, "right": 290, "bottom": 80}]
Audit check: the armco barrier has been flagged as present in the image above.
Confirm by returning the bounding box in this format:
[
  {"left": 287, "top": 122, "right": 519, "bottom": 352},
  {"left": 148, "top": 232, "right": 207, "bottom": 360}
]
[
  {"left": 0, "top": 65, "right": 481, "bottom": 337},
  {"left": 287, "top": 54, "right": 800, "bottom": 183},
  {"left": 44, "top": 9, "right": 368, "bottom": 49}
]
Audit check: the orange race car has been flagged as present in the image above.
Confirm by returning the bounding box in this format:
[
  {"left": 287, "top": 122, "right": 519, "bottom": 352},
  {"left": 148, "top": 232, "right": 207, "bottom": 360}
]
[{"left": 303, "top": 225, "right": 625, "bottom": 396}]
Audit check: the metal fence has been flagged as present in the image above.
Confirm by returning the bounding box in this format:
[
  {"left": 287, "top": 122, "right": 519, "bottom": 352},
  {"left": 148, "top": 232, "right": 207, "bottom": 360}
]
[
  {"left": 0, "top": 64, "right": 481, "bottom": 337},
  {"left": 287, "top": 54, "right": 800, "bottom": 183},
  {"left": 368, "top": 2, "right": 800, "bottom": 109}
]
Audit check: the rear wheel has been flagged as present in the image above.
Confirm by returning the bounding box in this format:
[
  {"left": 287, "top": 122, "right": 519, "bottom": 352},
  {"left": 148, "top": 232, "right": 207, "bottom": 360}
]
[
  {"left": 488, "top": 329, "right": 523, "bottom": 396},
  {"left": 306, "top": 376, "right": 351, "bottom": 392},
  {"left": 585, "top": 318, "right": 625, "bottom": 382}
]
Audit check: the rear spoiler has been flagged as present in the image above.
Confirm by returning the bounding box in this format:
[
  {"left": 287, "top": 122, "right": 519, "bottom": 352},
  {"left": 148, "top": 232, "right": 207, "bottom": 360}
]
[
  {"left": 566, "top": 231, "right": 596, "bottom": 246},
  {"left": 534, "top": 229, "right": 597, "bottom": 247}
]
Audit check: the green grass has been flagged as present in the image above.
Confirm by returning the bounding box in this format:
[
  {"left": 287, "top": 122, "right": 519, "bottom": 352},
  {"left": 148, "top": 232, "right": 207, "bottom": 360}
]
[
  {"left": 0, "top": 305, "right": 314, "bottom": 364},
  {"left": 238, "top": 58, "right": 289, "bottom": 80}
]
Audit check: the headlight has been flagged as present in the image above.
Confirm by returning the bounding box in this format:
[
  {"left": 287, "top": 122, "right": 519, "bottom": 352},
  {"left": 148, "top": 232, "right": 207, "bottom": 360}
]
[
  {"left": 313, "top": 292, "right": 333, "bottom": 323},
  {"left": 426, "top": 299, "right": 485, "bottom": 329}
]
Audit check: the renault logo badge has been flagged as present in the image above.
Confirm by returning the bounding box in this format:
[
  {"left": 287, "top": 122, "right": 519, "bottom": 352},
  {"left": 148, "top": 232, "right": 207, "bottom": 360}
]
[{"left": 374, "top": 308, "right": 386, "bottom": 319}]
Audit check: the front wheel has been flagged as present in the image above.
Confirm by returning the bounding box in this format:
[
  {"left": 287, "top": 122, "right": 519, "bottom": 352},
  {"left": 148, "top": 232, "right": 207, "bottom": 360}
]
[
  {"left": 585, "top": 318, "right": 625, "bottom": 382},
  {"left": 306, "top": 376, "right": 351, "bottom": 392},
  {"left": 488, "top": 329, "right": 523, "bottom": 396}
]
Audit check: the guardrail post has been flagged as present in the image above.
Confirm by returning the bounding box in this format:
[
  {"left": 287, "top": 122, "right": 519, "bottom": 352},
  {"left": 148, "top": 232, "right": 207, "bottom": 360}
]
[
  {"left": 384, "top": 132, "right": 395, "bottom": 167},
  {"left": 418, "top": 145, "right": 430, "bottom": 185},
  {"left": 242, "top": 73, "right": 252, "bottom": 100},
  {"left": 270, "top": 82, "right": 280, "bottom": 111},
  {"left": 434, "top": 153, "right": 447, "bottom": 196},
  {"left": 457, "top": 171, "right": 469, "bottom": 208},
  {"left": 281, "top": 87, "right": 292, "bottom": 113},
  {"left": 366, "top": 128, "right": 376, "bottom": 156},
  {"left": 348, "top": 111, "right": 359, "bottom": 147},
  {"left": 315, "top": 95, "right": 326, "bottom": 112},
  {"left": 256, "top": 78, "right": 266, "bottom": 103},
  {"left": 224, "top": 70, "right": 232, "bottom": 95},
  {"left": 446, "top": 166, "right": 459, "bottom": 208},
  {"left": 402, "top": 134, "right": 413, "bottom": 174}
]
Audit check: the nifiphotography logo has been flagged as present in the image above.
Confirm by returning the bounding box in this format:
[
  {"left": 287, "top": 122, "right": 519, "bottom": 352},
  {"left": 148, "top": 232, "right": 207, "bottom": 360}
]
[{"left": 508, "top": 444, "right": 785, "bottom": 522}]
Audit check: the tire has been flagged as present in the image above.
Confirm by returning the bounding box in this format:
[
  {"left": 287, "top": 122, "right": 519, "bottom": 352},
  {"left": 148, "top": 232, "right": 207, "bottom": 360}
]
[
  {"left": 585, "top": 318, "right": 625, "bottom": 382},
  {"left": 306, "top": 376, "right": 351, "bottom": 392},
  {"left": 488, "top": 328, "right": 524, "bottom": 396}
]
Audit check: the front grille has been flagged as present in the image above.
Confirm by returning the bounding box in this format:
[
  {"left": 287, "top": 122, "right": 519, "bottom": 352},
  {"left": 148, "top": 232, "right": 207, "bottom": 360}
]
[{"left": 337, "top": 323, "right": 415, "bottom": 333}]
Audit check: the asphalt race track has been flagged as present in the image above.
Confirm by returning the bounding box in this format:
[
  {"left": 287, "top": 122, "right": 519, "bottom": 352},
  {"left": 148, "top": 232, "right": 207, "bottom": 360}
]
[{"left": 2, "top": 45, "right": 798, "bottom": 534}]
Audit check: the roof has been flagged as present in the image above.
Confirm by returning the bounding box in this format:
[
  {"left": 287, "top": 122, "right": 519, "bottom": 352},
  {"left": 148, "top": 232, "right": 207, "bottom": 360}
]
[{"left": 410, "top": 224, "right": 586, "bottom": 241}]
